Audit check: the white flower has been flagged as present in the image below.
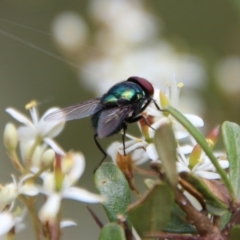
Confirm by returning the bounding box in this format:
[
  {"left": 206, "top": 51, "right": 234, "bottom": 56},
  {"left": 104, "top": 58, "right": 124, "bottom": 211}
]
[
  {"left": 6, "top": 101, "right": 64, "bottom": 145},
  {"left": 6, "top": 101, "right": 65, "bottom": 165},
  {"left": 38, "top": 152, "right": 104, "bottom": 223},
  {"left": 177, "top": 149, "right": 229, "bottom": 180},
  {"left": 0, "top": 209, "right": 27, "bottom": 237},
  {"left": 145, "top": 80, "right": 204, "bottom": 140},
  {"left": 176, "top": 125, "right": 229, "bottom": 179},
  {"left": 108, "top": 141, "right": 148, "bottom": 166},
  {"left": 0, "top": 174, "right": 39, "bottom": 212}
]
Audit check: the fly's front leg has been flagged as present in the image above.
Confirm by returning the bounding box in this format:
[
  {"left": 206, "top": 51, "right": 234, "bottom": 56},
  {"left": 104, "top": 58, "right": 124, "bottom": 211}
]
[{"left": 151, "top": 98, "right": 162, "bottom": 111}]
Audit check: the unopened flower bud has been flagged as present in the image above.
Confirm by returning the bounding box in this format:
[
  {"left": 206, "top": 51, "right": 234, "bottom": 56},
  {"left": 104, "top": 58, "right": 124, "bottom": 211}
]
[
  {"left": 42, "top": 149, "right": 55, "bottom": 168},
  {"left": 3, "top": 123, "right": 18, "bottom": 151}
]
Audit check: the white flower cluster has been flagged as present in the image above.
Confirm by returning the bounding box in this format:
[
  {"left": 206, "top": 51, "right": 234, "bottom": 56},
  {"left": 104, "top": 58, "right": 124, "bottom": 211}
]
[{"left": 1, "top": 101, "right": 104, "bottom": 237}]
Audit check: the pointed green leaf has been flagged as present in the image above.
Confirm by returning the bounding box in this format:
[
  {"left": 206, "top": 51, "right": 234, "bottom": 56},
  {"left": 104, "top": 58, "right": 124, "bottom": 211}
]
[
  {"left": 98, "top": 223, "right": 126, "bottom": 240},
  {"left": 222, "top": 121, "right": 240, "bottom": 199},
  {"left": 220, "top": 211, "right": 231, "bottom": 230},
  {"left": 127, "top": 183, "right": 174, "bottom": 237},
  {"left": 164, "top": 204, "right": 197, "bottom": 233},
  {"left": 154, "top": 121, "right": 178, "bottom": 187},
  {"left": 94, "top": 163, "right": 131, "bottom": 224},
  {"left": 144, "top": 179, "right": 196, "bottom": 233},
  {"left": 230, "top": 225, "right": 240, "bottom": 240},
  {"left": 166, "top": 106, "right": 235, "bottom": 201},
  {"left": 180, "top": 172, "right": 229, "bottom": 215}
]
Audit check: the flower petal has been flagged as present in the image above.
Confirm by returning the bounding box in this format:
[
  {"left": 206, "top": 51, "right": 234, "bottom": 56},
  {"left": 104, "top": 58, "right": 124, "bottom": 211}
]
[
  {"left": 176, "top": 163, "right": 190, "bottom": 173},
  {"left": 107, "top": 142, "right": 121, "bottom": 162},
  {"left": 19, "top": 183, "right": 39, "bottom": 196},
  {"left": 60, "top": 220, "right": 77, "bottom": 228},
  {"left": 44, "top": 138, "right": 65, "bottom": 155},
  {"left": 64, "top": 152, "right": 85, "bottom": 185},
  {"left": 131, "top": 148, "right": 149, "bottom": 165},
  {"left": 38, "top": 108, "right": 65, "bottom": 138},
  {"left": 218, "top": 160, "right": 229, "bottom": 169},
  {"left": 0, "top": 212, "right": 15, "bottom": 236},
  {"left": 179, "top": 145, "right": 193, "bottom": 154},
  {"left": 39, "top": 193, "right": 61, "bottom": 222},
  {"left": 18, "top": 126, "right": 36, "bottom": 142},
  {"left": 6, "top": 108, "right": 33, "bottom": 127},
  {"left": 195, "top": 171, "right": 221, "bottom": 179},
  {"left": 63, "top": 187, "right": 105, "bottom": 203},
  {"left": 146, "top": 143, "right": 159, "bottom": 161},
  {"left": 184, "top": 114, "right": 204, "bottom": 127},
  {"left": 174, "top": 130, "right": 189, "bottom": 140}
]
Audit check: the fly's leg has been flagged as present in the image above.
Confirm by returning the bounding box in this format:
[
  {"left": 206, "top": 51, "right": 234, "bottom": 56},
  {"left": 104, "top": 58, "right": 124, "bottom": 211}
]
[
  {"left": 151, "top": 98, "right": 162, "bottom": 111},
  {"left": 141, "top": 115, "right": 156, "bottom": 131},
  {"left": 122, "top": 123, "right": 127, "bottom": 156},
  {"left": 93, "top": 133, "right": 107, "bottom": 173},
  {"left": 126, "top": 115, "right": 155, "bottom": 131}
]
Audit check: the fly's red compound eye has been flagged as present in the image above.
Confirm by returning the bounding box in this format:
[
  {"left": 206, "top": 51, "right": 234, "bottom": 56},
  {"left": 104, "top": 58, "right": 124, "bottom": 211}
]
[{"left": 127, "top": 76, "right": 154, "bottom": 96}]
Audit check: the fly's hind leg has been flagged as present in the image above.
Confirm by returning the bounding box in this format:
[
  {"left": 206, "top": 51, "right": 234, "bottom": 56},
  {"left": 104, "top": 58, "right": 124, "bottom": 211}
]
[
  {"left": 93, "top": 133, "right": 107, "bottom": 173},
  {"left": 122, "top": 123, "right": 127, "bottom": 156}
]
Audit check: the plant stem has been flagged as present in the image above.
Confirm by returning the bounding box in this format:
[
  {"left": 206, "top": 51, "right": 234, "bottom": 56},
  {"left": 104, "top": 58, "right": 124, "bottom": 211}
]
[{"left": 19, "top": 196, "right": 41, "bottom": 240}]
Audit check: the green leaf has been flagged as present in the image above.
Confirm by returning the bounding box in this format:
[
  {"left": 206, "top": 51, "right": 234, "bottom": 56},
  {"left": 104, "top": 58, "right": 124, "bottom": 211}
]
[
  {"left": 154, "top": 121, "right": 178, "bottom": 187},
  {"left": 98, "top": 223, "right": 126, "bottom": 240},
  {"left": 166, "top": 106, "right": 235, "bottom": 201},
  {"left": 144, "top": 180, "right": 196, "bottom": 234},
  {"left": 164, "top": 204, "right": 197, "bottom": 233},
  {"left": 94, "top": 163, "right": 131, "bottom": 224},
  {"left": 220, "top": 211, "right": 231, "bottom": 230},
  {"left": 127, "top": 183, "right": 174, "bottom": 237},
  {"left": 230, "top": 225, "right": 240, "bottom": 240},
  {"left": 222, "top": 121, "right": 240, "bottom": 200},
  {"left": 180, "top": 172, "right": 229, "bottom": 215}
]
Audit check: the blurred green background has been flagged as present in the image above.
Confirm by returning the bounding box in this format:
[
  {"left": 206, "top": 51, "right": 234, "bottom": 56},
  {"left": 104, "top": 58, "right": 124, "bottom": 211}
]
[{"left": 1, "top": 0, "right": 240, "bottom": 239}]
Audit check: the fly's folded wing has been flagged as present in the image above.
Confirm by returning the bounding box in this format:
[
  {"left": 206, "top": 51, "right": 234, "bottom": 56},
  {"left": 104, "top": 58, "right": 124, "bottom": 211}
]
[{"left": 97, "top": 106, "right": 134, "bottom": 138}]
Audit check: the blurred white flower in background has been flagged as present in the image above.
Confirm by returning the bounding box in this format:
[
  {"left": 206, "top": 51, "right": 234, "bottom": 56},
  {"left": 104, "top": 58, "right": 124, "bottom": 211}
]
[
  {"left": 215, "top": 56, "right": 240, "bottom": 95},
  {"left": 51, "top": 0, "right": 207, "bottom": 117},
  {"left": 81, "top": 0, "right": 206, "bottom": 91},
  {"left": 89, "top": 0, "right": 159, "bottom": 47},
  {"left": 52, "top": 11, "right": 89, "bottom": 53},
  {"left": 80, "top": 43, "right": 206, "bottom": 94}
]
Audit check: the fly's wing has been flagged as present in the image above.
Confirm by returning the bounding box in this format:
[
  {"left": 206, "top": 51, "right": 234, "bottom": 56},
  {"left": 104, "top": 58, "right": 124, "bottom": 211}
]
[
  {"left": 44, "top": 98, "right": 102, "bottom": 121},
  {"left": 97, "top": 106, "right": 133, "bottom": 138}
]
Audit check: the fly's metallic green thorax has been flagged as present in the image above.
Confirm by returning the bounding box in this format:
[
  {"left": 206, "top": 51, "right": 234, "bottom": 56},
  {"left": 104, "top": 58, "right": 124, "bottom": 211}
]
[{"left": 101, "top": 81, "right": 148, "bottom": 107}]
